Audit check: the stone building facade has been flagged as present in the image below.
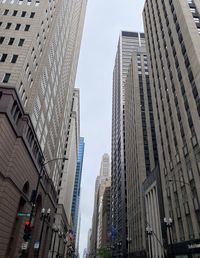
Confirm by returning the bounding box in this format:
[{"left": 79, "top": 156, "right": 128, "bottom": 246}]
[
  {"left": 0, "top": 86, "right": 57, "bottom": 258},
  {"left": 143, "top": 0, "right": 200, "bottom": 256}
]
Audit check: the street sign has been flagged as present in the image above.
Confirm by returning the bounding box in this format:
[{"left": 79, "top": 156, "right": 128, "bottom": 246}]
[
  {"left": 17, "top": 212, "right": 30, "bottom": 218},
  {"left": 34, "top": 241, "right": 40, "bottom": 249},
  {"left": 21, "top": 242, "right": 29, "bottom": 250}
]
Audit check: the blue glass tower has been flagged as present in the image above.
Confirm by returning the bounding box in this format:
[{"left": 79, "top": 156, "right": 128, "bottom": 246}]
[{"left": 71, "top": 137, "right": 85, "bottom": 234}]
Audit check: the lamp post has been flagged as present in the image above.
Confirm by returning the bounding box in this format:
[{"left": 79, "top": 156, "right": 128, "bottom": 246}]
[
  {"left": 36, "top": 208, "right": 51, "bottom": 258},
  {"left": 29, "top": 157, "right": 68, "bottom": 227},
  {"left": 164, "top": 217, "right": 173, "bottom": 258},
  {"left": 63, "top": 239, "right": 67, "bottom": 257},
  {"left": 146, "top": 225, "right": 153, "bottom": 258},
  {"left": 127, "top": 237, "right": 132, "bottom": 258},
  {"left": 20, "top": 157, "right": 67, "bottom": 257},
  {"left": 51, "top": 225, "right": 59, "bottom": 258},
  {"left": 56, "top": 231, "right": 63, "bottom": 258}
]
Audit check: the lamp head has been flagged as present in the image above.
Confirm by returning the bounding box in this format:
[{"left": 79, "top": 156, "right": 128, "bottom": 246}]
[{"left": 41, "top": 208, "right": 45, "bottom": 214}]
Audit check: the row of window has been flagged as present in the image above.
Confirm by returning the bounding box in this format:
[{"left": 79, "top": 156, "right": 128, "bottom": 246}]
[
  {"left": 0, "top": 53, "right": 18, "bottom": 63},
  {"left": 0, "top": 22, "right": 30, "bottom": 31},
  {"left": 0, "top": 37, "right": 25, "bottom": 46},
  {"left": 187, "top": 0, "right": 200, "bottom": 33},
  {"left": 2, "top": 0, "right": 40, "bottom": 6},
  {"left": 3, "top": 9, "right": 35, "bottom": 18}
]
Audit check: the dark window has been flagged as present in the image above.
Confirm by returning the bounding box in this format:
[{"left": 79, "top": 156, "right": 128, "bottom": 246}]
[
  {"left": 4, "top": 9, "right": 9, "bottom": 15},
  {"left": 0, "top": 54, "right": 7, "bottom": 62},
  {"left": 2, "top": 73, "right": 11, "bottom": 83},
  {"left": 0, "top": 37, "right": 5, "bottom": 44},
  {"left": 15, "top": 24, "right": 21, "bottom": 30},
  {"left": 11, "top": 55, "right": 18, "bottom": 63},
  {"left": 24, "top": 25, "right": 30, "bottom": 31},
  {"left": 18, "top": 38, "right": 25, "bottom": 46},
  {"left": 21, "top": 11, "right": 26, "bottom": 17},
  {"left": 12, "top": 10, "right": 18, "bottom": 16},
  {"left": 8, "top": 37, "right": 14, "bottom": 45},
  {"left": 30, "top": 12, "right": 35, "bottom": 18},
  {"left": 6, "top": 23, "right": 12, "bottom": 29}
]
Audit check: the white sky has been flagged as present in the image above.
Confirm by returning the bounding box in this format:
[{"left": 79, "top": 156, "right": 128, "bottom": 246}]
[{"left": 76, "top": 0, "right": 145, "bottom": 257}]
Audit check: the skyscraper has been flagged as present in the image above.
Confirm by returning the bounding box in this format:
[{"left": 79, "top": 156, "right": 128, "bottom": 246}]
[
  {"left": 71, "top": 137, "right": 85, "bottom": 241},
  {"left": 143, "top": 0, "right": 200, "bottom": 256},
  {"left": 111, "top": 31, "right": 145, "bottom": 257},
  {"left": 0, "top": 0, "right": 87, "bottom": 188},
  {"left": 90, "top": 154, "right": 111, "bottom": 256},
  {"left": 0, "top": 0, "right": 87, "bottom": 257},
  {"left": 125, "top": 43, "right": 162, "bottom": 257},
  {"left": 101, "top": 186, "right": 111, "bottom": 249}
]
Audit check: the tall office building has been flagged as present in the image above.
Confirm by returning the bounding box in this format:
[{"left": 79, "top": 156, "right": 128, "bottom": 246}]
[
  {"left": 0, "top": 0, "right": 87, "bottom": 257},
  {"left": 101, "top": 186, "right": 111, "bottom": 249},
  {"left": 71, "top": 137, "right": 85, "bottom": 241},
  {"left": 111, "top": 31, "right": 145, "bottom": 257},
  {"left": 0, "top": 0, "right": 87, "bottom": 188},
  {"left": 125, "top": 45, "right": 164, "bottom": 257},
  {"left": 50, "top": 89, "right": 80, "bottom": 257},
  {"left": 90, "top": 154, "right": 111, "bottom": 256},
  {"left": 90, "top": 176, "right": 100, "bottom": 256},
  {"left": 143, "top": 0, "right": 200, "bottom": 256}
]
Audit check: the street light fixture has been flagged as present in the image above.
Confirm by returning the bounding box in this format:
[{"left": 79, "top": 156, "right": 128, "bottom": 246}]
[
  {"left": 36, "top": 208, "right": 51, "bottom": 258},
  {"left": 163, "top": 217, "right": 173, "bottom": 258},
  {"left": 146, "top": 225, "right": 153, "bottom": 258},
  {"left": 51, "top": 225, "right": 59, "bottom": 258},
  {"left": 56, "top": 231, "right": 63, "bottom": 258},
  {"left": 63, "top": 239, "right": 67, "bottom": 257},
  {"left": 21, "top": 157, "right": 67, "bottom": 257}
]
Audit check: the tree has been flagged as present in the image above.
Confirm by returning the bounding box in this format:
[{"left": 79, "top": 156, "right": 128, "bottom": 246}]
[{"left": 96, "top": 248, "right": 112, "bottom": 258}]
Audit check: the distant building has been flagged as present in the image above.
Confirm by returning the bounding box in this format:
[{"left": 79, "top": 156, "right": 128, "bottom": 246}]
[
  {"left": 90, "top": 154, "right": 111, "bottom": 256},
  {"left": 101, "top": 186, "right": 111, "bottom": 248},
  {"left": 111, "top": 31, "right": 146, "bottom": 257},
  {"left": 72, "top": 137, "right": 85, "bottom": 235},
  {"left": 50, "top": 89, "right": 80, "bottom": 257}
]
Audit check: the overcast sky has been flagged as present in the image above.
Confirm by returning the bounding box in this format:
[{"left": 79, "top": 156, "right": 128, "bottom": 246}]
[{"left": 76, "top": 0, "right": 145, "bottom": 257}]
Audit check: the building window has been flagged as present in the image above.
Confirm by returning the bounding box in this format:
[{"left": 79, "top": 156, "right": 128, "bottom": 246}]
[
  {"left": 11, "top": 54, "right": 18, "bottom": 63},
  {"left": 30, "top": 12, "right": 35, "bottom": 18},
  {"left": 18, "top": 38, "right": 25, "bottom": 46},
  {"left": 0, "top": 37, "right": 5, "bottom": 44},
  {"left": 0, "top": 54, "right": 7, "bottom": 62},
  {"left": 4, "top": 9, "right": 9, "bottom": 15},
  {"left": 15, "top": 24, "right": 21, "bottom": 30},
  {"left": 12, "top": 10, "right": 18, "bottom": 16},
  {"left": 2, "top": 73, "right": 11, "bottom": 83},
  {"left": 24, "top": 25, "right": 30, "bottom": 31},
  {"left": 6, "top": 23, "right": 12, "bottom": 29},
  {"left": 191, "top": 135, "right": 198, "bottom": 147},
  {"left": 183, "top": 145, "right": 189, "bottom": 156},
  {"left": 8, "top": 37, "right": 14, "bottom": 45},
  {"left": 21, "top": 11, "right": 26, "bottom": 17}
]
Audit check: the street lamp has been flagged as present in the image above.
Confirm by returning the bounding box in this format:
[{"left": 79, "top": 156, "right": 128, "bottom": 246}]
[
  {"left": 127, "top": 237, "right": 132, "bottom": 258},
  {"left": 36, "top": 208, "right": 51, "bottom": 258},
  {"left": 56, "top": 231, "right": 63, "bottom": 258},
  {"left": 146, "top": 225, "right": 153, "bottom": 258},
  {"left": 22, "top": 157, "right": 68, "bottom": 257},
  {"left": 164, "top": 217, "right": 173, "bottom": 258},
  {"left": 63, "top": 239, "right": 67, "bottom": 257},
  {"left": 51, "top": 225, "right": 59, "bottom": 258}
]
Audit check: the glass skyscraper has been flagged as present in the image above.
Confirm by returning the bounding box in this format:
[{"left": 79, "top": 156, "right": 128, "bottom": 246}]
[{"left": 71, "top": 137, "right": 85, "bottom": 236}]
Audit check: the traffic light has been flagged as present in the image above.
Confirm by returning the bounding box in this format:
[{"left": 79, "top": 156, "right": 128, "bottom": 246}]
[{"left": 23, "top": 224, "right": 32, "bottom": 241}]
